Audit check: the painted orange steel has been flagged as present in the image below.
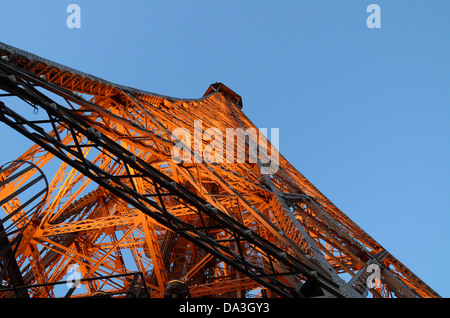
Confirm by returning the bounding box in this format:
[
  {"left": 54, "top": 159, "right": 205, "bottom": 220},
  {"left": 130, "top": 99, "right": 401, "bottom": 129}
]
[{"left": 0, "top": 44, "right": 440, "bottom": 298}]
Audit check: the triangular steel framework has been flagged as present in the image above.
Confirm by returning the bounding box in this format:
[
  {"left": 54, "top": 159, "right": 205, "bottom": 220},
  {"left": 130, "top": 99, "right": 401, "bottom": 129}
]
[{"left": 0, "top": 43, "right": 440, "bottom": 298}]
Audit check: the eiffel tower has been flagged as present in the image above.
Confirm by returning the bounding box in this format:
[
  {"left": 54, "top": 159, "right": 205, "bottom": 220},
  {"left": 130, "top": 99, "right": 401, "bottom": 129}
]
[{"left": 0, "top": 42, "right": 440, "bottom": 298}]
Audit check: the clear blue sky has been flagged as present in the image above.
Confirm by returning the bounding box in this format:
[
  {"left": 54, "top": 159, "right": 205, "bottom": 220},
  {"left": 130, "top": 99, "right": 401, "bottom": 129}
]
[{"left": 0, "top": 1, "right": 448, "bottom": 297}]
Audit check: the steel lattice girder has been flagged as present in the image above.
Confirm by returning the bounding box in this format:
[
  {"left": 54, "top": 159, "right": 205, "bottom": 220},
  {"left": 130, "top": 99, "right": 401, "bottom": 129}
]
[
  {"left": 0, "top": 63, "right": 343, "bottom": 298},
  {"left": 0, "top": 43, "right": 441, "bottom": 299}
]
